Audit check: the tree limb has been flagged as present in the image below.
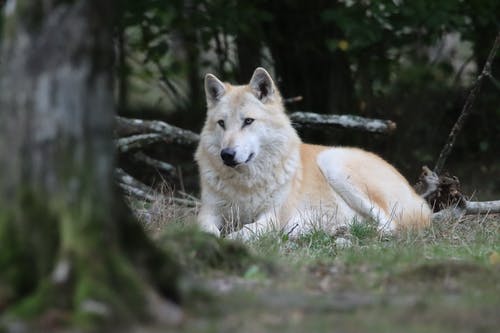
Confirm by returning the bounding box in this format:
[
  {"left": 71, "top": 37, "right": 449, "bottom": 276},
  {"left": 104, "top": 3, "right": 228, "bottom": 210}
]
[
  {"left": 118, "top": 182, "right": 156, "bottom": 202},
  {"left": 464, "top": 200, "right": 500, "bottom": 214},
  {"left": 133, "top": 152, "right": 177, "bottom": 178},
  {"left": 284, "top": 96, "right": 303, "bottom": 104},
  {"left": 115, "top": 133, "right": 165, "bottom": 153},
  {"left": 289, "top": 112, "right": 397, "bottom": 134},
  {"left": 115, "top": 168, "right": 198, "bottom": 207},
  {"left": 115, "top": 168, "right": 156, "bottom": 200},
  {"left": 434, "top": 31, "right": 500, "bottom": 174},
  {"left": 115, "top": 116, "right": 200, "bottom": 146}
]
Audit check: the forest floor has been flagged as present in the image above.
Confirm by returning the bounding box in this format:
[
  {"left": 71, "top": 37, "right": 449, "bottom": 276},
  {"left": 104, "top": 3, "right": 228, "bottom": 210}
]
[{"left": 143, "top": 213, "right": 500, "bottom": 333}]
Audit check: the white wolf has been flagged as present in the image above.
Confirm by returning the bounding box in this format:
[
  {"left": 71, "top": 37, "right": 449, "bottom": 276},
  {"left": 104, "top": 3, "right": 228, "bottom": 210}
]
[{"left": 195, "top": 68, "right": 431, "bottom": 240}]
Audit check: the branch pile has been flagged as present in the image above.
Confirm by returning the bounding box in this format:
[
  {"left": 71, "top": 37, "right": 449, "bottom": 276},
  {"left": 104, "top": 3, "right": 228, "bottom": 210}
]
[{"left": 415, "top": 166, "right": 500, "bottom": 215}]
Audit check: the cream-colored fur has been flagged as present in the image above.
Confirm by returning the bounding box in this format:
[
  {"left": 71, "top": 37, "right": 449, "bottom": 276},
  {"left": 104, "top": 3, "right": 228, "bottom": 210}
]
[{"left": 195, "top": 68, "right": 431, "bottom": 240}]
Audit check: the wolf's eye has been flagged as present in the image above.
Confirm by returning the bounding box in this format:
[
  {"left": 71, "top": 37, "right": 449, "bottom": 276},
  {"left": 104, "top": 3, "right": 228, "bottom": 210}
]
[
  {"left": 243, "top": 118, "right": 254, "bottom": 127},
  {"left": 217, "top": 120, "right": 225, "bottom": 129}
]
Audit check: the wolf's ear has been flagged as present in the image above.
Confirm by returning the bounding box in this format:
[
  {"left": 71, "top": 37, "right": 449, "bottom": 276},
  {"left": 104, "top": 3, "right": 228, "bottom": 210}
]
[
  {"left": 205, "top": 74, "right": 226, "bottom": 107},
  {"left": 249, "top": 67, "right": 275, "bottom": 103}
]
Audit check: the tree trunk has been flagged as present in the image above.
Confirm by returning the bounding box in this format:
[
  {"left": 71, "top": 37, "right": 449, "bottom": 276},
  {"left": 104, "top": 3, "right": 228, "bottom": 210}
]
[{"left": 0, "top": 0, "right": 180, "bottom": 328}]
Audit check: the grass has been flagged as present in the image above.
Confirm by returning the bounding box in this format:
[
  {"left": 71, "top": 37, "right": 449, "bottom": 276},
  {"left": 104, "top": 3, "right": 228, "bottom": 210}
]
[{"left": 133, "top": 195, "right": 500, "bottom": 333}]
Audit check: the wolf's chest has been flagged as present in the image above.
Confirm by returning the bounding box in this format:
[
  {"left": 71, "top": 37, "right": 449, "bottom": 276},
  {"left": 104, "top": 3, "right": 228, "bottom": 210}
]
[{"left": 217, "top": 187, "right": 279, "bottom": 225}]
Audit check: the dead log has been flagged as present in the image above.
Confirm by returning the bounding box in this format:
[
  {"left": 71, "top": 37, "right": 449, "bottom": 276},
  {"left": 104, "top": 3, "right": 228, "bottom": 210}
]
[
  {"left": 464, "top": 200, "right": 500, "bottom": 214},
  {"left": 115, "top": 116, "right": 200, "bottom": 146},
  {"left": 115, "top": 133, "right": 165, "bottom": 153},
  {"left": 289, "top": 112, "right": 397, "bottom": 134}
]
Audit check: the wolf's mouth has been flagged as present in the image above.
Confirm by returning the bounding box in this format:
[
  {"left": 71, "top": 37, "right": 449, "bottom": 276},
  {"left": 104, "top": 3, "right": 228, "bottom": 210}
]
[
  {"left": 223, "top": 160, "right": 239, "bottom": 167},
  {"left": 245, "top": 153, "right": 255, "bottom": 163},
  {"left": 223, "top": 153, "right": 255, "bottom": 168}
]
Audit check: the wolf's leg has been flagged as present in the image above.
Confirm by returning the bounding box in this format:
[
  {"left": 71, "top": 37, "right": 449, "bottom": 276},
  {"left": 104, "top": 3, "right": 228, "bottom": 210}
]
[
  {"left": 226, "top": 212, "right": 279, "bottom": 241},
  {"left": 197, "top": 205, "right": 222, "bottom": 237},
  {"left": 317, "top": 150, "right": 395, "bottom": 232}
]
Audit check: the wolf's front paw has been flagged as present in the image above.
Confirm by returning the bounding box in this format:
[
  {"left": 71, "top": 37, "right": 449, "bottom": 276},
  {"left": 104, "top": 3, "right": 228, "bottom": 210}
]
[{"left": 199, "top": 223, "right": 221, "bottom": 237}]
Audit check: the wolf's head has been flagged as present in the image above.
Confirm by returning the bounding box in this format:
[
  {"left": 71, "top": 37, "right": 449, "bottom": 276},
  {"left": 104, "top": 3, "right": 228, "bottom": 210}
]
[{"left": 198, "top": 68, "right": 299, "bottom": 170}]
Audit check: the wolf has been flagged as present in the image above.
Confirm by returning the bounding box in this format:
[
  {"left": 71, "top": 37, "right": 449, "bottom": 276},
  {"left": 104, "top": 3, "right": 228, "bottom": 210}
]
[{"left": 195, "top": 67, "right": 431, "bottom": 240}]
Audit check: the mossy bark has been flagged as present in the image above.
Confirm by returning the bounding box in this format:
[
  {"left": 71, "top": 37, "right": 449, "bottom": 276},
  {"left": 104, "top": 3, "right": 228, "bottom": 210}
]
[{"left": 0, "top": 0, "right": 180, "bottom": 329}]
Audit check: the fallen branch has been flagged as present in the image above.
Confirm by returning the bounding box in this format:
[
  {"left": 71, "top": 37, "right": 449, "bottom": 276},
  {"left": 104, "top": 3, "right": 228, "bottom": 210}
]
[
  {"left": 416, "top": 166, "right": 500, "bottom": 215},
  {"left": 284, "top": 96, "right": 303, "bottom": 104},
  {"left": 115, "top": 116, "right": 200, "bottom": 146},
  {"left": 464, "top": 200, "right": 500, "bottom": 214},
  {"left": 133, "top": 152, "right": 176, "bottom": 178},
  {"left": 434, "top": 31, "right": 500, "bottom": 174},
  {"left": 115, "top": 168, "right": 156, "bottom": 201},
  {"left": 118, "top": 182, "right": 156, "bottom": 202},
  {"left": 115, "top": 168, "right": 198, "bottom": 207},
  {"left": 289, "top": 112, "right": 397, "bottom": 134},
  {"left": 115, "top": 133, "right": 165, "bottom": 153}
]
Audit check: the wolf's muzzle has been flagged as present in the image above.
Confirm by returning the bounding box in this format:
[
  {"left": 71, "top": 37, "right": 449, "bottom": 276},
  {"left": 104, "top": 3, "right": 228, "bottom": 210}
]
[{"left": 221, "top": 148, "right": 238, "bottom": 167}]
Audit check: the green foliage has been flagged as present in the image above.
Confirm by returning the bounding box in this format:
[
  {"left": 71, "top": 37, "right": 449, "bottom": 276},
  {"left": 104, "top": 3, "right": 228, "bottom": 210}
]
[
  {"left": 323, "top": 0, "right": 469, "bottom": 51},
  {"left": 349, "top": 218, "right": 378, "bottom": 243},
  {"left": 122, "top": 0, "right": 271, "bottom": 112},
  {"left": 291, "top": 231, "right": 337, "bottom": 257}
]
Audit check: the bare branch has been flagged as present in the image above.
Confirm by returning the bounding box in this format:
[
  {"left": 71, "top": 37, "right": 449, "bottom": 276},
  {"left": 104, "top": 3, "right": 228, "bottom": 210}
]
[
  {"left": 115, "top": 168, "right": 198, "bottom": 207},
  {"left": 434, "top": 32, "right": 500, "bottom": 174},
  {"left": 115, "top": 133, "right": 165, "bottom": 153},
  {"left": 118, "top": 182, "right": 156, "bottom": 202},
  {"left": 289, "top": 111, "right": 397, "bottom": 134},
  {"left": 284, "top": 96, "right": 303, "bottom": 104},
  {"left": 115, "top": 168, "right": 155, "bottom": 197},
  {"left": 464, "top": 200, "right": 500, "bottom": 214},
  {"left": 115, "top": 116, "right": 200, "bottom": 146},
  {"left": 133, "top": 152, "right": 176, "bottom": 178}
]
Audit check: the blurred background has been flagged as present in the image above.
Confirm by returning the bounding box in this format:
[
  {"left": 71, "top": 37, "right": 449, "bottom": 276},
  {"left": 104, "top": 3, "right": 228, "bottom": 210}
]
[{"left": 117, "top": 0, "right": 499, "bottom": 199}]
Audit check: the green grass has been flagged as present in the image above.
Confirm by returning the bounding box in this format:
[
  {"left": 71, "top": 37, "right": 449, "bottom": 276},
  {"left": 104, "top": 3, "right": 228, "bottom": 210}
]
[{"left": 147, "top": 213, "right": 500, "bottom": 333}]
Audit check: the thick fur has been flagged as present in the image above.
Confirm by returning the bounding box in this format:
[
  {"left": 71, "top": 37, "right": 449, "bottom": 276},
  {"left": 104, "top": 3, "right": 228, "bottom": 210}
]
[{"left": 195, "top": 68, "right": 431, "bottom": 240}]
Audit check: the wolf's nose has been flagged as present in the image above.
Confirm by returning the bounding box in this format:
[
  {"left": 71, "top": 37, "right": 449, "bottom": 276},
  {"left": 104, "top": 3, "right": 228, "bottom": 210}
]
[{"left": 220, "top": 148, "right": 237, "bottom": 166}]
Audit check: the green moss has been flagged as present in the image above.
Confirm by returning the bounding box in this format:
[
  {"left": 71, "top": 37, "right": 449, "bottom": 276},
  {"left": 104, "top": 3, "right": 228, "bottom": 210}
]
[
  {"left": 6, "top": 280, "right": 56, "bottom": 319},
  {"left": 0, "top": 212, "right": 31, "bottom": 302},
  {"left": 73, "top": 254, "right": 146, "bottom": 328},
  {"left": 117, "top": 208, "right": 182, "bottom": 303},
  {"left": 159, "top": 226, "right": 258, "bottom": 273},
  {"left": 0, "top": 191, "right": 59, "bottom": 307},
  {"left": 0, "top": 186, "right": 180, "bottom": 330}
]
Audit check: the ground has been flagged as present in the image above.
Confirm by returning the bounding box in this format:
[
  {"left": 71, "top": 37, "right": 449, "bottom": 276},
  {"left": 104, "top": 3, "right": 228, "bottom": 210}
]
[{"left": 140, "top": 209, "right": 500, "bottom": 333}]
